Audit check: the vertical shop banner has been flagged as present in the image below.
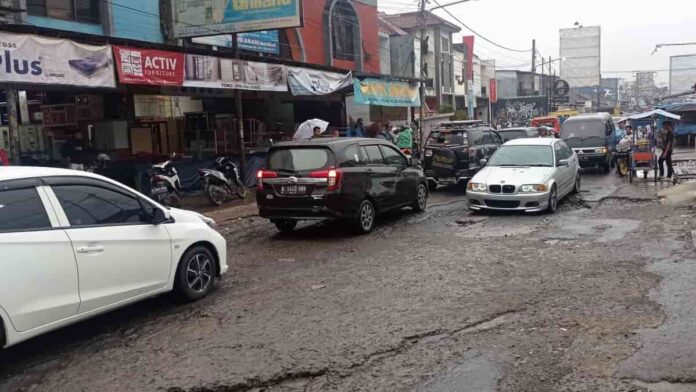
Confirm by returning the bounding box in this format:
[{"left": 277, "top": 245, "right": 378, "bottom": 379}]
[
  {"left": 489, "top": 79, "right": 497, "bottom": 103},
  {"left": 288, "top": 67, "right": 352, "bottom": 95},
  {"left": 183, "top": 54, "right": 288, "bottom": 92},
  {"left": 0, "top": 32, "right": 115, "bottom": 87},
  {"left": 113, "top": 46, "right": 184, "bottom": 86},
  {"left": 173, "top": 0, "right": 302, "bottom": 37},
  {"left": 353, "top": 78, "right": 420, "bottom": 107}
]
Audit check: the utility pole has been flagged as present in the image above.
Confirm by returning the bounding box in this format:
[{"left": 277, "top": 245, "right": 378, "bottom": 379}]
[
  {"left": 418, "top": 0, "right": 426, "bottom": 155},
  {"left": 530, "top": 39, "right": 536, "bottom": 95},
  {"left": 541, "top": 57, "right": 545, "bottom": 96},
  {"left": 6, "top": 87, "right": 19, "bottom": 164},
  {"left": 232, "top": 34, "right": 246, "bottom": 180}
]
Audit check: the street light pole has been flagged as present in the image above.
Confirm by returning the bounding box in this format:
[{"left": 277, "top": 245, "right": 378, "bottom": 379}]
[
  {"left": 652, "top": 42, "right": 696, "bottom": 55},
  {"left": 418, "top": 0, "right": 426, "bottom": 154}
]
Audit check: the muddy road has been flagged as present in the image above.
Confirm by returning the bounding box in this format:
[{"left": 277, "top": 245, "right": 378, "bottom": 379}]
[{"left": 1, "top": 173, "right": 694, "bottom": 392}]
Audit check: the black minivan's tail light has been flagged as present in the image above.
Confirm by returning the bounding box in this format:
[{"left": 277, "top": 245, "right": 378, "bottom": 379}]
[
  {"left": 257, "top": 170, "right": 278, "bottom": 191},
  {"left": 310, "top": 168, "right": 343, "bottom": 191}
]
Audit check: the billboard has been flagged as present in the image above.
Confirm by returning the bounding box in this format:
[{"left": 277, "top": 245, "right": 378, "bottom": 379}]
[
  {"left": 669, "top": 54, "right": 696, "bottom": 94},
  {"left": 0, "top": 32, "right": 115, "bottom": 88},
  {"left": 492, "top": 96, "right": 548, "bottom": 127},
  {"left": 192, "top": 30, "right": 280, "bottom": 55},
  {"left": 560, "top": 26, "right": 601, "bottom": 88},
  {"left": 173, "top": 0, "right": 302, "bottom": 37}
]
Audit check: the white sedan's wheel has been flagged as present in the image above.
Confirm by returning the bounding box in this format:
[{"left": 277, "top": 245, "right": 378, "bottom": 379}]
[{"left": 176, "top": 246, "right": 215, "bottom": 301}]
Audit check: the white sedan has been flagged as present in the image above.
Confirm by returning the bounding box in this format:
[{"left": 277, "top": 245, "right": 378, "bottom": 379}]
[
  {"left": 0, "top": 167, "right": 227, "bottom": 349},
  {"left": 467, "top": 138, "right": 580, "bottom": 213}
]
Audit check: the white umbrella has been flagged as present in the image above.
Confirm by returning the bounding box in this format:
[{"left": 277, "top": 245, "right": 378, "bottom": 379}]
[{"left": 294, "top": 118, "right": 329, "bottom": 139}]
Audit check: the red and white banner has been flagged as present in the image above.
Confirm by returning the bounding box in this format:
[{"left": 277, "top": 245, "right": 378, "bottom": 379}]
[
  {"left": 113, "top": 46, "right": 184, "bottom": 86},
  {"left": 489, "top": 79, "right": 497, "bottom": 103}
]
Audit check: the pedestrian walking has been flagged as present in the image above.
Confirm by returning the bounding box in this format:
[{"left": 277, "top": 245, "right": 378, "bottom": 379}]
[
  {"left": 377, "top": 122, "right": 394, "bottom": 142},
  {"left": 61, "top": 132, "right": 86, "bottom": 170},
  {"left": 347, "top": 118, "right": 365, "bottom": 137},
  {"left": 658, "top": 121, "right": 674, "bottom": 179},
  {"left": 312, "top": 126, "right": 322, "bottom": 139}
]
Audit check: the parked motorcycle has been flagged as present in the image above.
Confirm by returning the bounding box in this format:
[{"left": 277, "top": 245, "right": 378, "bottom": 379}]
[
  {"left": 149, "top": 158, "right": 183, "bottom": 207},
  {"left": 199, "top": 156, "right": 247, "bottom": 206}
]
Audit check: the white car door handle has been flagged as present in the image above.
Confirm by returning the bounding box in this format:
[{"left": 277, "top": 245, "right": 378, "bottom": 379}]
[{"left": 76, "top": 245, "right": 104, "bottom": 253}]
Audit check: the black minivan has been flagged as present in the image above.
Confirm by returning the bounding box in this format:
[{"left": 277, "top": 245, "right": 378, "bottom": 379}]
[
  {"left": 560, "top": 113, "right": 614, "bottom": 172},
  {"left": 424, "top": 121, "right": 503, "bottom": 190},
  {"left": 256, "top": 138, "right": 428, "bottom": 234}
]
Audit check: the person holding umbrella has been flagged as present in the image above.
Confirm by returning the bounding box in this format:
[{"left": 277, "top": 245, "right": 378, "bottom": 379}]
[{"left": 312, "top": 126, "right": 322, "bottom": 138}]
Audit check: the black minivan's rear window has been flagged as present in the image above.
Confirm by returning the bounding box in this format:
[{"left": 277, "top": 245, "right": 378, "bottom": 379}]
[{"left": 268, "top": 148, "right": 334, "bottom": 172}]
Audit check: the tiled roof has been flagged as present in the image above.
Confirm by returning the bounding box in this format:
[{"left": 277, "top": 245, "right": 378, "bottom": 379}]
[
  {"left": 378, "top": 15, "right": 407, "bottom": 36},
  {"left": 382, "top": 11, "right": 461, "bottom": 32}
]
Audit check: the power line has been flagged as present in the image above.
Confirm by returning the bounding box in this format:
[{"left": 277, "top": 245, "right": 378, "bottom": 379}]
[{"left": 429, "top": 0, "right": 531, "bottom": 53}]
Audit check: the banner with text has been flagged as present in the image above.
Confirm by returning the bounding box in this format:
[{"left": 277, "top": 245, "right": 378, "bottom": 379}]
[
  {"left": 183, "top": 54, "right": 287, "bottom": 92},
  {"left": 113, "top": 46, "right": 184, "bottom": 86},
  {"left": 288, "top": 67, "right": 352, "bottom": 95},
  {"left": 173, "top": 0, "right": 302, "bottom": 37},
  {"left": 352, "top": 78, "right": 420, "bottom": 107},
  {"left": 0, "top": 32, "right": 115, "bottom": 88}
]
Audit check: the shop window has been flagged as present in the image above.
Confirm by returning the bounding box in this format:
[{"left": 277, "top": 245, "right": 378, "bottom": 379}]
[
  {"left": 27, "top": 0, "right": 101, "bottom": 24},
  {"left": 330, "top": 1, "right": 358, "bottom": 61}
]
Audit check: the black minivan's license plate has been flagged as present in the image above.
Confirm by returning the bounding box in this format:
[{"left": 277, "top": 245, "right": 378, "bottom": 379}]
[{"left": 280, "top": 185, "right": 307, "bottom": 195}]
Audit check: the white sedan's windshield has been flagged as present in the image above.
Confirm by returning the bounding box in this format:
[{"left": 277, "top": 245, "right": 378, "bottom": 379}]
[{"left": 488, "top": 145, "right": 554, "bottom": 167}]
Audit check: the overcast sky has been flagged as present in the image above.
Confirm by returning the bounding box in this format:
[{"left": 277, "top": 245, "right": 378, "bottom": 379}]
[{"left": 379, "top": 0, "right": 696, "bottom": 85}]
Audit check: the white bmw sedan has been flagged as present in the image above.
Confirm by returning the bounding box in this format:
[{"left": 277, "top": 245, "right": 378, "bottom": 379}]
[
  {"left": 0, "top": 167, "right": 227, "bottom": 349},
  {"left": 467, "top": 138, "right": 580, "bottom": 213}
]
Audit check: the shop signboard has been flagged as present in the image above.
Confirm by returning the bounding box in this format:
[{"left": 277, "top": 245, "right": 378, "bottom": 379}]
[
  {"left": 183, "top": 54, "right": 288, "bottom": 92},
  {"left": 352, "top": 78, "right": 420, "bottom": 107},
  {"left": 192, "top": 31, "right": 280, "bottom": 55},
  {"left": 238, "top": 31, "right": 280, "bottom": 54},
  {"left": 113, "top": 46, "right": 185, "bottom": 86},
  {"left": 173, "top": 0, "right": 302, "bottom": 37},
  {"left": 288, "top": 67, "right": 352, "bottom": 96},
  {"left": 0, "top": 32, "right": 115, "bottom": 88}
]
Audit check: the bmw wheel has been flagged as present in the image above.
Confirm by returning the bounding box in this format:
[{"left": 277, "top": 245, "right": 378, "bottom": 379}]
[
  {"left": 355, "top": 199, "right": 376, "bottom": 234},
  {"left": 573, "top": 174, "right": 581, "bottom": 194},
  {"left": 175, "top": 246, "right": 216, "bottom": 301},
  {"left": 547, "top": 185, "right": 558, "bottom": 214}
]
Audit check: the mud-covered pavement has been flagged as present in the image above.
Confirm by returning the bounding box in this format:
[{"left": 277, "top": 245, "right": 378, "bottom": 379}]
[{"left": 1, "top": 172, "right": 695, "bottom": 392}]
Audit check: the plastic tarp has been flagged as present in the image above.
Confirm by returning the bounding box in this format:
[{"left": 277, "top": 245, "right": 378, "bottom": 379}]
[
  {"left": 675, "top": 122, "right": 696, "bottom": 137},
  {"left": 629, "top": 109, "right": 681, "bottom": 121},
  {"left": 659, "top": 102, "right": 696, "bottom": 113}
]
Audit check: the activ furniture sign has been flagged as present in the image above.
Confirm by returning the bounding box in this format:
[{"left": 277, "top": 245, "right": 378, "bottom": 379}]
[
  {"left": 173, "top": 0, "right": 302, "bottom": 37},
  {"left": 113, "top": 46, "right": 185, "bottom": 86},
  {"left": 0, "top": 32, "right": 115, "bottom": 88}
]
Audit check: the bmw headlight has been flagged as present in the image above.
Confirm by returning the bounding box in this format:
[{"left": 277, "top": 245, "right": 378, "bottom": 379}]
[
  {"left": 198, "top": 214, "right": 217, "bottom": 229},
  {"left": 467, "top": 182, "right": 487, "bottom": 192},
  {"left": 519, "top": 184, "right": 548, "bottom": 193}
]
